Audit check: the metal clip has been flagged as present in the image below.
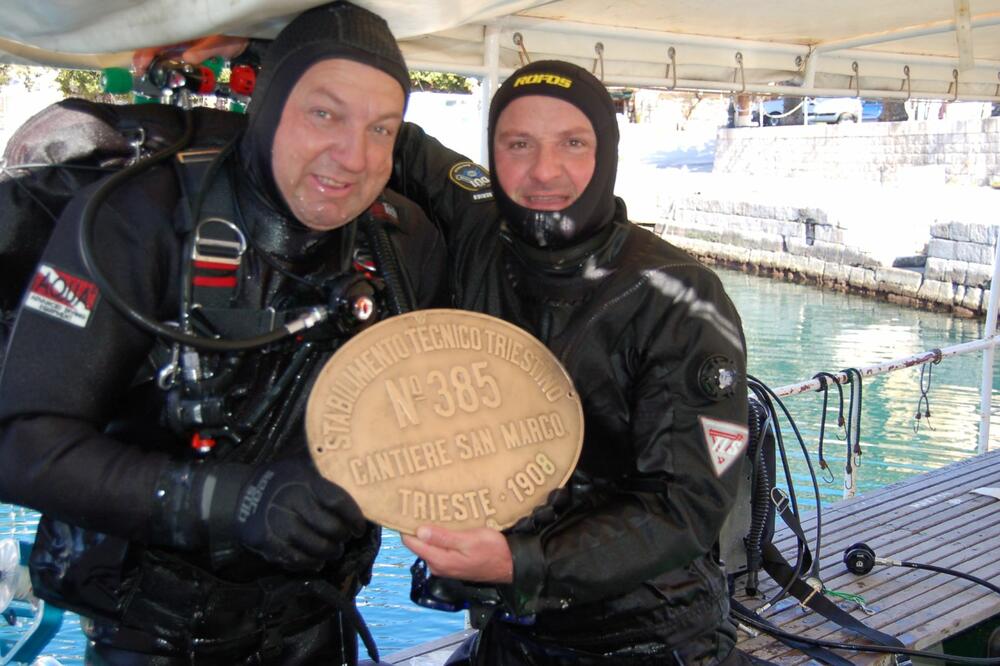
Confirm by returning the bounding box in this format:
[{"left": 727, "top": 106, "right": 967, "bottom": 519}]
[
  {"left": 512, "top": 32, "right": 531, "bottom": 66},
  {"left": 799, "top": 577, "right": 824, "bottom": 610},
  {"left": 157, "top": 344, "right": 181, "bottom": 390},
  {"left": 819, "top": 459, "right": 836, "bottom": 484},
  {"left": 592, "top": 42, "right": 605, "bottom": 80},
  {"left": 666, "top": 46, "right": 677, "bottom": 90},
  {"left": 995, "top": 72, "right": 1000, "bottom": 98},
  {"left": 734, "top": 52, "right": 746, "bottom": 93},
  {"left": 950, "top": 68, "right": 960, "bottom": 102},
  {"left": 770, "top": 487, "right": 789, "bottom": 514},
  {"left": 124, "top": 127, "right": 146, "bottom": 165},
  {"left": 901, "top": 65, "right": 911, "bottom": 100},
  {"left": 192, "top": 217, "right": 246, "bottom": 265},
  {"left": 851, "top": 61, "right": 861, "bottom": 97}
]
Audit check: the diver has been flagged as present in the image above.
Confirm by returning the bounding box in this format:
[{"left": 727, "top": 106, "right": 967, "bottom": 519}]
[
  {"left": 394, "top": 60, "right": 753, "bottom": 665},
  {"left": 0, "top": 2, "right": 444, "bottom": 664}
]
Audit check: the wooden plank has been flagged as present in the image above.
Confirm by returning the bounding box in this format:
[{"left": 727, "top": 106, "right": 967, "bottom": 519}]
[
  {"left": 756, "top": 545, "right": 1000, "bottom": 664},
  {"left": 380, "top": 629, "right": 474, "bottom": 665},
  {"left": 771, "top": 452, "right": 1000, "bottom": 552},
  {"left": 736, "top": 449, "right": 1000, "bottom": 664}
]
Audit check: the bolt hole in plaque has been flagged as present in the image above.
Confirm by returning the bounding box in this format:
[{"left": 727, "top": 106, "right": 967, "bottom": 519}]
[{"left": 306, "top": 309, "right": 583, "bottom": 534}]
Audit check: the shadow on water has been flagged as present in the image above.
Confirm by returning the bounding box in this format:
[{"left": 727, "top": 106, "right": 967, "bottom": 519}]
[{"left": 3, "top": 268, "right": 998, "bottom": 661}]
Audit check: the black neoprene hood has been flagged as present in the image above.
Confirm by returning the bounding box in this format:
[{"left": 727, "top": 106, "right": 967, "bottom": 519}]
[
  {"left": 488, "top": 60, "right": 619, "bottom": 249},
  {"left": 240, "top": 1, "right": 409, "bottom": 215}
]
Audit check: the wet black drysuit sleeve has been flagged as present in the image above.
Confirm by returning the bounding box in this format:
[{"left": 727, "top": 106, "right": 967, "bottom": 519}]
[
  {"left": 0, "top": 167, "right": 182, "bottom": 537},
  {"left": 391, "top": 121, "right": 494, "bottom": 248},
  {"left": 503, "top": 264, "right": 749, "bottom": 616}
]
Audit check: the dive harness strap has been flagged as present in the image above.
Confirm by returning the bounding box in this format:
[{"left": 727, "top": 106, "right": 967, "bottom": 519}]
[
  {"left": 174, "top": 145, "right": 247, "bottom": 316},
  {"left": 758, "top": 504, "right": 913, "bottom": 666},
  {"left": 730, "top": 597, "right": 851, "bottom": 666}
]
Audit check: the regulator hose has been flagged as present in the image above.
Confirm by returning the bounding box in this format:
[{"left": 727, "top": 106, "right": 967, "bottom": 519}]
[{"left": 77, "top": 111, "right": 327, "bottom": 351}]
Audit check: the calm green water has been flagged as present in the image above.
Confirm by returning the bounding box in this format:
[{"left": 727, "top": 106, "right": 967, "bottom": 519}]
[{"left": 3, "top": 267, "right": 998, "bottom": 662}]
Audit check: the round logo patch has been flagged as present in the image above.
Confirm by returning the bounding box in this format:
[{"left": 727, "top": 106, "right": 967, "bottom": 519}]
[
  {"left": 697, "top": 355, "right": 739, "bottom": 401},
  {"left": 448, "top": 161, "right": 491, "bottom": 192}
]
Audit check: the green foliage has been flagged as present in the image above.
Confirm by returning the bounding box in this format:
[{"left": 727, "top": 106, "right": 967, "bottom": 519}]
[
  {"left": 54, "top": 69, "right": 117, "bottom": 103},
  {"left": 0, "top": 64, "right": 46, "bottom": 91},
  {"left": 409, "top": 70, "right": 474, "bottom": 94}
]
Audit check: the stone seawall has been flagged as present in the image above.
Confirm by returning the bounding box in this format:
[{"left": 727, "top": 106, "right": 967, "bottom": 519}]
[
  {"left": 648, "top": 175, "right": 999, "bottom": 317},
  {"left": 714, "top": 117, "right": 1000, "bottom": 187}
]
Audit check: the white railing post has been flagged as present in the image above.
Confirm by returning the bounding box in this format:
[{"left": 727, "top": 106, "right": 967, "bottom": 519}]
[
  {"left": 978, "top": 232, "right": 1000, "bottom": 454},
  {"left": 480, "top": 24, "right": 501, "bottom": 166}
]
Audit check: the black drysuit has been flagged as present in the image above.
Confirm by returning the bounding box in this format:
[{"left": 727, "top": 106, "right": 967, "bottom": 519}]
[
  {"left": 0, "top": 150, "right": 445, "bottom": 663},
  {"left": 393, "top": 123, "right": 750, "bottom": 665}
]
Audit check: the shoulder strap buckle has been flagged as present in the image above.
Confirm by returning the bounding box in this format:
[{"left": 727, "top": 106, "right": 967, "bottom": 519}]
[{"left": 192, "top": 217, "right": 246, "bottom": 265}]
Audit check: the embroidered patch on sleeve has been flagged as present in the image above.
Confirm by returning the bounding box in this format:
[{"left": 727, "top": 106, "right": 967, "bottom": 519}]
[
  {"left": 448, "top": 161, "right": 493, "bottom": 199},
  {"left": 699, "top": 416, "right": 749, "bottom": 477},
  {"left": 24, "top": 263, "right": 101, "bottom": 329}
]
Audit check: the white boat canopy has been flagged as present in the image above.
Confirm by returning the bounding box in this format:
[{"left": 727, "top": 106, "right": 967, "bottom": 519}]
[{"left": 3, "top": 0, "right": 1000, "bottom": 102}]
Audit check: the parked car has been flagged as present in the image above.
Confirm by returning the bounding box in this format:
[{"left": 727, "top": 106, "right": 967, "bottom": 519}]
[{"left": 761, "top": 97, "right": 883, "bottom": 125}]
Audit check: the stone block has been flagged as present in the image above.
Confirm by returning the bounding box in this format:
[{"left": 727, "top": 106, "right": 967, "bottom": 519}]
[
  {"left": 848, "top": 266, "right": 870, "bottom": 290},
  {"left": 785, "top": 238, "right": 811, "bottom": 256},
  {"left": 785, "top": 254, "right": 809, "bottom": 274},
  {"left": 813, "top": 224, "right": 843, "bottom": 244},
  {"left": 824, "top": 263, "right": 850, "bottom": 284},
  {"left": 966, "top": 262, "right": 993, "bottom": 288},
  {"left": 875, "top": 266, "right": 923, "bottom": 296},
  {"left": 946, "top": 222, "right": 973, "bottom": 242},
  {"left": 805, "top": 257, "right": 826, "bottom": 278},
  {"left": 963, "top": 287, "right": 984, "bottom": 312},
  {"left": 927, "top": 238, "right": 956, "bottom": 260},
  {"left": 808, "top": 240, "right": 846, "bottom": 264},
  {"left": 917, "top": 279, "right": 955, "bottom": 306},
  {"left": 969, "top": 224, "right": 991, "bottom": 245},
  {"left": 748, "top": 248, "right": 772, "bottom": 269},
  {"left": 718, "top": 243, "right": 747, "bottom": 263},
  {"left": 954, "top": 241, "right": 996, "bottom": 265},
  {"left": 842, "top": 246, "right": 878, "bottom": 268},
  {"left": 924, "top": 257, "right": 967, "bottom": 285},
  {"left": 929, "top": 222, "right": 950, "bottom": 239},
  {"left": 730, "top": 230, "right": 783, "bottom": 253}
]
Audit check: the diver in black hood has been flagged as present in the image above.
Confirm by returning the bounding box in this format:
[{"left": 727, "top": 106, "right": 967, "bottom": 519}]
[
  {"left": 0, "top": 3, "right": 443, "bottom": 664},
  {"left": 395, "top": 60, "right": 754, "bottom": 665}
]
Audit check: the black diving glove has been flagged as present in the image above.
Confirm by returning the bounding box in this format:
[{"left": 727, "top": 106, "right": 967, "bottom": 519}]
[{"left": 149, "top": 456, "right": 366, "bottom": 571}]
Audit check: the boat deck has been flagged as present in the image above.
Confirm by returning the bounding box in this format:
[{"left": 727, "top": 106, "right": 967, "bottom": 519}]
[
  {"left": 735, "top": 447, "right": 1000, "bottom": 664},
  {"left": 372, "top": 449, "right": 1000, "bottom": 665}
]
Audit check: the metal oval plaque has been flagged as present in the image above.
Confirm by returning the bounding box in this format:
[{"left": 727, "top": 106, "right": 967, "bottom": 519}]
[{"left": 306, "top": 309, "right": 583, "bottom": 534}]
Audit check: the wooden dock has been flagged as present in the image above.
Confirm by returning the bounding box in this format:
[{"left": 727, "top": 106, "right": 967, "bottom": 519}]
[
  {"left": 735, "top": 448, "right": 1000, "bottom": 664},
  {"left": 374, "top": 449, "right": 1000, "bottom": 665}
]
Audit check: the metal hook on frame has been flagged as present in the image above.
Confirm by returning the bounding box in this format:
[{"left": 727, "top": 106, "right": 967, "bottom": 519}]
[
  {"left": 851, "top": 61, "right": 861, "bottom": 97},
  {"left": 666, "top": 46, "right": 677, "bottom": 90},
  {"left": 592, "top": 42, "right": 605, "bottom": 80},
  {"left": 734, "top": 51, "right": 745, "bottom": 93},
  {"left": 995, "top": 72, "right": 1000, "bottom": 98},
  {"left": 949, "top": 68, "right": 960, "bottom": 102},
  {"left": 901, "top": 65, "right": 911, "bottom": 101},
  {"left": 512, "top": 32, "right": 531, "bottom": 66}
]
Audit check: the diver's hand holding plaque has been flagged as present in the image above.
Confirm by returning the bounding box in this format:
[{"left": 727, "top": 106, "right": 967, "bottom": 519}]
[{"left": 305, "top": 309, "right": 583, "bottom": 534}]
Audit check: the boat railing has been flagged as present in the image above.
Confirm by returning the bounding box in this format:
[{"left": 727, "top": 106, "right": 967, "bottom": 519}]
[{"left": 765, "top": 233, "right": 1000, "bottom": 497}]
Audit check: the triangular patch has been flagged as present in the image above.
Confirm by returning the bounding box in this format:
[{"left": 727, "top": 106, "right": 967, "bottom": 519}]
[{"left": 699, "top": 416, "right": 749, "bottom": 477}]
